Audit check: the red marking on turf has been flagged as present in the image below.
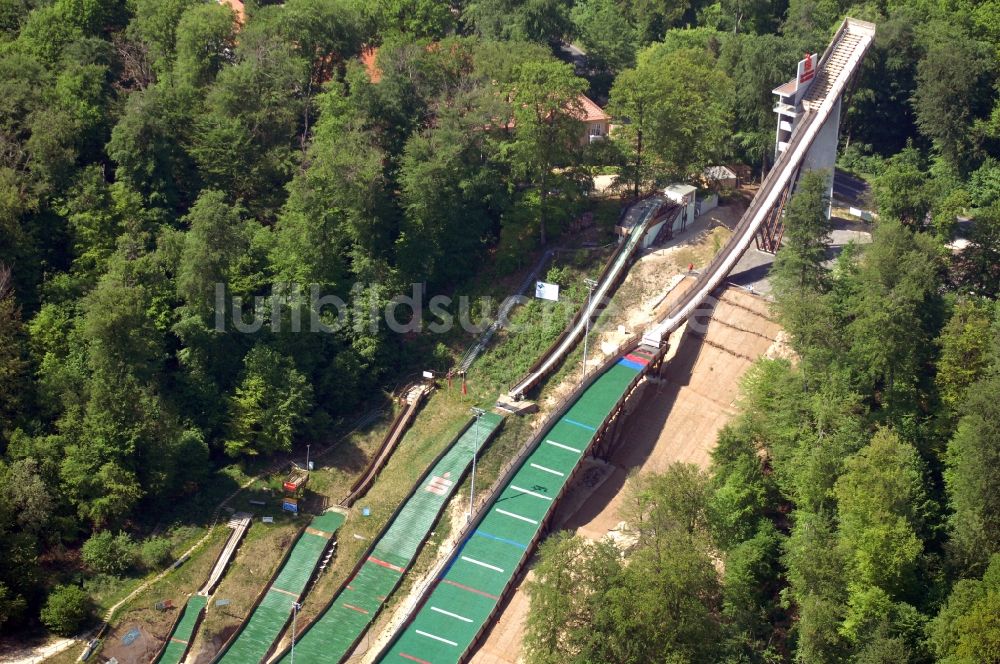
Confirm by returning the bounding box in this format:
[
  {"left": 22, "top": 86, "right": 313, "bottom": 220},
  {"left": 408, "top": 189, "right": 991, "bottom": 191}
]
[
  {"left": 426, "top": 475, "right": 453, "bottom": 496},
  {"left": 443, "top": 579, "right": 499, "bottom": 600},
  {"left": 270, "top": 586, "right": 298, "bottom": 598},
  {"left": 343, "top": 603, "right": 369, "bottom": 614},
  {"left": 170, "top": 637, "right": 188, "bottom": 645},
  {"left": 624, "top": 353, "right": 649, "bottom": 365},
  {"left": 368, "top": 556, "right": 404, "bottom": 573},
  {"left": 399, "top": 653, "right": 432, "bottom": 664}
]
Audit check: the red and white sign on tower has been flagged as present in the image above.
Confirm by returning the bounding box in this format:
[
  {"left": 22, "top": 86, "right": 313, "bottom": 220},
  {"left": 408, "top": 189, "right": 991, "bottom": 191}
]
[{"left": 796, "top": 53, "right": 818, "bottom": 90}]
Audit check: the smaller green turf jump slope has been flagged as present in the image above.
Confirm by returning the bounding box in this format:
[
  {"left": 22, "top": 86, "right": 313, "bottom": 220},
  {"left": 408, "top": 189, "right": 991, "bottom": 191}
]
[
  {"left": 155, "top": 594, "right": 208, "bottom": 664},
  {"left": 277, "top": 412, "right": 504, "bottom": 664},
  {"left": 215, "top": 511, "right": 345, "bottom": 664},
  {"left": 379, "top": 354, "right": 649, "bottom": 664}
]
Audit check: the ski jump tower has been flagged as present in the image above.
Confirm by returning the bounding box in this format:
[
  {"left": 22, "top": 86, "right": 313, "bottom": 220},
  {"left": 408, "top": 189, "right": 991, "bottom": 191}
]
[
  {"left": 643, "top": 17, "right": 875, "bottom": 348},
  {"left": 756, "top": 18, "right": 876, "bottom": 252}
]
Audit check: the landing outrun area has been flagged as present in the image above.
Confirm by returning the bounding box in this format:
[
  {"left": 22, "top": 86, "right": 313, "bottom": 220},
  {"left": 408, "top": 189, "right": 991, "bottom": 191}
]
[
  {"left": 380, "top": 354, "right": 648, "bottom": 664},
  {"left": 277, "top": 413, "right": 503, "bottom": 664},
  {"left": 155, "top": 595, "right": 207, "bottom": 664},
  {"left": 215, "top": 511, "right": 345, "bottom": 664}
]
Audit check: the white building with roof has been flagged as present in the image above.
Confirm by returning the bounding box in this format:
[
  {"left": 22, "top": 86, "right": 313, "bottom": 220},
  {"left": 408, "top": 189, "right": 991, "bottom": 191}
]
[{"left": 664, "top": 183, "right": 697, "bottom": 231}]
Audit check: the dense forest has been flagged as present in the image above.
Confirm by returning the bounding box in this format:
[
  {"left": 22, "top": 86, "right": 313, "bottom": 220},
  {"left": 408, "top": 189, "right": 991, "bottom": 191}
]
[{"left": 0, "top": 0, "right": 998, "bottom": 654}]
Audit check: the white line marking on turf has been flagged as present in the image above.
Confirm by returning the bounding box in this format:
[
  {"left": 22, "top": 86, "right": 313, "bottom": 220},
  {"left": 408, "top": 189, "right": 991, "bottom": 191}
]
[
  {"left": 416, "top": 630, "right": 458, "bottom": 647},
  {"left": 496, "top": 508, "right": 538, "bottom": 525},
  {"left": 545, "top": 439, "right": 582, "bottom": 453},
  {"left": 510, "top": 485, "right": 552, "bottom": 501},
  {"left": 461, "top": 555, "right": 504, "bottom": 573},
  {"left": 431, "top": 606, "right": 473, "bottom": 622},
  {"left": 531, "top": 463, "right": 564, "bottom": 477}
]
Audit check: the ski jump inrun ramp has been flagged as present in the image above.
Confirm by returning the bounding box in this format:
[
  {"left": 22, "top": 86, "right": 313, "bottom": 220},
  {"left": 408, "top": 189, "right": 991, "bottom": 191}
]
[
  {"left": 212, "top": 511, "right": 346, "bottom": 664},
  {"left": 373, "top": 18, "right": 875, "bottom": 664},
  {"left": 643, "top": 18, "right": 876, "bottom": 347}
]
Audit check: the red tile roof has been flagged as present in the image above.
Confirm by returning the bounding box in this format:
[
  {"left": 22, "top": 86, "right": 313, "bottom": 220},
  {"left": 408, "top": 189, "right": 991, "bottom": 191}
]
[
  {"left": 360, "top": 46, "right": 381, "bottom": 83},
  {"left": 574, "top": 94, "right": 610, "bottom": 122},
  {"left": 357, "top": 46, "right": 610, "bottom": 127}
]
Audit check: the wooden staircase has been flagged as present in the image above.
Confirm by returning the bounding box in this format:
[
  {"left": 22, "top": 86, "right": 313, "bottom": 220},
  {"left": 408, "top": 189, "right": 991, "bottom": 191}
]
[{"left": 803, "top": 21, "right": 873, "bottom": 111}]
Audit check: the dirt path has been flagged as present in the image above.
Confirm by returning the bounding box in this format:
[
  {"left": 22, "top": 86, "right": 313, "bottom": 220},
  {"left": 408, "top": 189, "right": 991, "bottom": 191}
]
[
  {"left": 0, "top": 638, "right": 76, "bottom": 664},
  {"left": 470, "top": 288, "right": 788, "bottom": 664}
]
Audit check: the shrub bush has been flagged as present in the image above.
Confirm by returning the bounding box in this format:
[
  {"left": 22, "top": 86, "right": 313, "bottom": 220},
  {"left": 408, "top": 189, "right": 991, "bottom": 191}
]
[
  {"left": 81, "top": 531, "right": 135, "bottom": 575},
  {"left": 140, "top": 537, "right": 174, "bottom": 571},
  {"left": 40, "top": 585, "right": 91, "bottom": 636}
]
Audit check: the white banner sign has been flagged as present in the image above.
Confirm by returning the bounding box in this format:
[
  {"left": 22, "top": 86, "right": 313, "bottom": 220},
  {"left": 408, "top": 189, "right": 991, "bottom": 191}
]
[{"left": 535, "top": 281, "right": 560, "bottom": 301}]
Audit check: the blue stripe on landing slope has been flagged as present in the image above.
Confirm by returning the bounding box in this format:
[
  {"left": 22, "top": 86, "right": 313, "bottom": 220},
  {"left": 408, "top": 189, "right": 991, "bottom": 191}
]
[
  {"left": 617, "top": 358, "right": 644, "bottom": 371},
  {"left": 440, "top": 539, "right": 470, "bottom": 578},
  {"left": 473, "top": 530, "right": 528, "bottom": 550},
  {"left": 563, "top": 418, "right": 597, "bottom": 431}
]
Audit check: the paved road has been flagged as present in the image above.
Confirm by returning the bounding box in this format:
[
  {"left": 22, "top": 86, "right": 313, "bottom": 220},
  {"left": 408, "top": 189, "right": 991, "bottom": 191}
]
[
  {"left": 727, "top": 216, "right": 872, "bottom": 296},
  {"left": 0, "top": 637, "right": 77, "bottom": 664},
  {"left": 557, "top": 42, "right": 588, "bottom": 75},
  {"left": 833, "top": 167, "right": 870, "bottom": 208}
]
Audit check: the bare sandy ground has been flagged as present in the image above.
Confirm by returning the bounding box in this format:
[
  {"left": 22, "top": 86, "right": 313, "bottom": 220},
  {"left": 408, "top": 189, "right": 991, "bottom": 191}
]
[
  {"left": 470, "top": 288, "right": 787, "bottom": 664},
  {"left": 537, "top": 202, "right": 744, "bottom": 415}
]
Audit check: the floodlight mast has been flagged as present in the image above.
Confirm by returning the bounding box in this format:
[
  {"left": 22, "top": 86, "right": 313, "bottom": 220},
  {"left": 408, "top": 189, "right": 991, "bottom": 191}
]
[
  {"left": 468, "top": 407, "right": 486, "bottom": 522},
  {"left": 582, "top": 278, "right": 598, "bottom": 380}
]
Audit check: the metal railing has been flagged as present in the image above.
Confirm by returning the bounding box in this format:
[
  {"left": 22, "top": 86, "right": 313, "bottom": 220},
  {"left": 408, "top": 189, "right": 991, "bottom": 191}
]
[{"left": 508, "top": 200, "right": 661, "bottom": 399}]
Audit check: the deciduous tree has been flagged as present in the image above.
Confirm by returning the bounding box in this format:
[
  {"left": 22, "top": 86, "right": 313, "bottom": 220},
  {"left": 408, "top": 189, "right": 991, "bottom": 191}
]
[
  {"left": 609, "top": 48, "right": 731, "bottom": 189},
  {"left": 126, "top": 0, "right": 200, "bottom": 75},
  {"left": 914, "top": 22, "right": 994, "bottom": 172},
  {"left": 846, "top": 219, "right": 942, "bottom": 409},
  {"left": 954, "top": 203, "right": 1000, "bottom": 298},
  {"left": 224, "top": 345, "right": 313, "bottom": 457},
  {"left": 945, "top": 376, "right": 1000, "bottom": 572},
  {"left": 936, "top": 299, "right": 995, "bottom": 412},
  {"left": 835, "top": 429, "right": 928, "bottom": 603},
  {"left": 503, "top": 59, "right": 585, "bottom": 245},
  {"left": 570, "top": 0, "right": 637, "bottom": 73},
  {"left": 40, "top": 585, "right": 91, "bottom": 636},
  {"left": 0, "top": 266, "right": 28, "bottom": 437},
  {"left": 173, "top": 2, "right": 236, "bottom": 89}
]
